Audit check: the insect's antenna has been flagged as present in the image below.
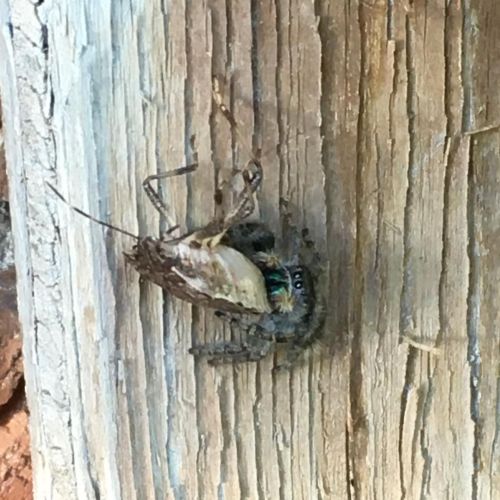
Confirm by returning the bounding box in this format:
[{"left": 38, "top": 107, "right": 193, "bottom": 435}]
[
  {"left": 46, "top": 182, "right": 139, "bottom": 240},
  {"left": 212, "top": 76, "right": 258, "bottom": 164}
]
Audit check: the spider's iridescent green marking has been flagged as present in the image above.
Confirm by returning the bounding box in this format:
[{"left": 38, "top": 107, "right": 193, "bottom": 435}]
[{"left": 265, "top": 268, "right": 290, "bottom": 298}]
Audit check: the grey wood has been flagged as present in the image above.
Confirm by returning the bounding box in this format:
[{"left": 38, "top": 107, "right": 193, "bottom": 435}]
[{"left": 0, "top": 0, "right": 498, "bottom": 498}]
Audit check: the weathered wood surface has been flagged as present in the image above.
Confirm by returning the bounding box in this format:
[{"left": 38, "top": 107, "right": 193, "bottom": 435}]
[{"left": 0, "top": 0, "right": 499, "bottom": 498}]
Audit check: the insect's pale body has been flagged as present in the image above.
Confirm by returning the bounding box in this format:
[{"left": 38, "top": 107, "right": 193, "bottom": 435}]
[
  {"left": 126, "top": 236, "right": 271, "bottom": 315},
  {"left": 175, "top": 243, "right": 271, "bottom": 313}
]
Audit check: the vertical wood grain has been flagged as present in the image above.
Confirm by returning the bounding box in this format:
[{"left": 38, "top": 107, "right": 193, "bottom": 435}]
[{"left": 0, "top": 0, "right": 498, "bottom": 499}]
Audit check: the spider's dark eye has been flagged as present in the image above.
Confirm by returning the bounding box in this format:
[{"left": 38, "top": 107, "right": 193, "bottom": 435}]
[
  {"left": 294, "top": 280, "right": 304, "bottom": 290},
  {"left": 292, "top": 271, "right": 302, "bottom": 280}
]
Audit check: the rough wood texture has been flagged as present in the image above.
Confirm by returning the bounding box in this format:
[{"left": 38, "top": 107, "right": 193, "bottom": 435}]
[{"left": 1, "top": 1, "right": 499, "bottom": 498}]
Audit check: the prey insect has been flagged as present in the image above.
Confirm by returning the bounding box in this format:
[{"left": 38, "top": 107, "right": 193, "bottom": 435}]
[{"left": 48, "top": 78, "right": 325, "bottom": 368}]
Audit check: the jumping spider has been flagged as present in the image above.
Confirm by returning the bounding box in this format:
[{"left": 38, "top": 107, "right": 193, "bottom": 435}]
[{"left": 48, "top": 80, "right": 325, "bottom": 368}]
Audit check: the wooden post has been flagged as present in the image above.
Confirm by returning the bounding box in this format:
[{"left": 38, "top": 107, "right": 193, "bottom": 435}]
[{"left": 1, "top": 1, "right": 499, "bottom": 498}]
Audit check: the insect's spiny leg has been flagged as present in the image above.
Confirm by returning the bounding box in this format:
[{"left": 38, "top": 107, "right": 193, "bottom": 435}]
[
  {"left": 142, "top": 180, "right": 177, "bottom": 229},
  {"left": 212, "top": 77, "right": 256, "bottom": 162},
  {"left": 142, "top": 163, "right": 198, "bottom": 233},
  {"left": 211, "top": 77, "right": 264, "bottom": 229},
  {"left": 212, "top": 77, "right": 262, "bottom": 184},
  {"left": 219, "top": 160, "right": 263, "bottom": 230}
]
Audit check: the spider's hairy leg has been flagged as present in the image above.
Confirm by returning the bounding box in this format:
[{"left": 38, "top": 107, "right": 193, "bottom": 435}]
[
  {"left": 189, "top": 336, "right": 274, "bottom": 364},
  {"left": 142, "top": 161, "right": 198, "bottom": 235},
  {"left": 299, "top": 227, "right": 324, "bottom": 280},
  {"left": 276, "top": 300, "right": 327, "bottom": 370},
  {"left": 213, "top": 310, "right": 244, "bottom": 330},
  {"left": 274, "top": 346, "right": 301, "bottom": 371},
  {"left": 214, "top": 311, "right": 275, "bottom": 341},
  {"left": 279, "top": 197, "right": 323, "bottom": 278},
  {"left": 279, "top": 197, "right": 304, "bottom": 259}
]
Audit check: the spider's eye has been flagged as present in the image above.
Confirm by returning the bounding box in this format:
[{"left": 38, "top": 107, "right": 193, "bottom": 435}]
[
  {"left": 292, "top": 271, "right": 302, "bottom": 280},
  {"left": 294, "top": 280, "right": 304, "bottom": 290}
]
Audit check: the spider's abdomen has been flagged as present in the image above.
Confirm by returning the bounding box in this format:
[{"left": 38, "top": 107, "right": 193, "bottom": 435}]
[{"left": 222, "top": 222, "right": 275, "bottom": 257}]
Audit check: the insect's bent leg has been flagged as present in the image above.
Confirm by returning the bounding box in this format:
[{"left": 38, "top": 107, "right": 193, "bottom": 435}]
[
  {"left": 142, "top": 163, "right": 198, "bottom": 233},
  {"left": 212, "top": 77, "right": 255, "bottom": 162},
  {"left": 190, "top": 161, "right": 263, "bottom": 244},
  {"left": 221, "top": 160, "right": 263, "bottom": 230},
  {"left": 212, "top": 77, "right": 264, "bottom": 229}
]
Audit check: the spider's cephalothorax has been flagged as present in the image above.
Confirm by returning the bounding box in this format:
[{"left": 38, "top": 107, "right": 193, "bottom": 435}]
[{"left": 48, "top": 78, "right": 325, "bottom": 368}]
